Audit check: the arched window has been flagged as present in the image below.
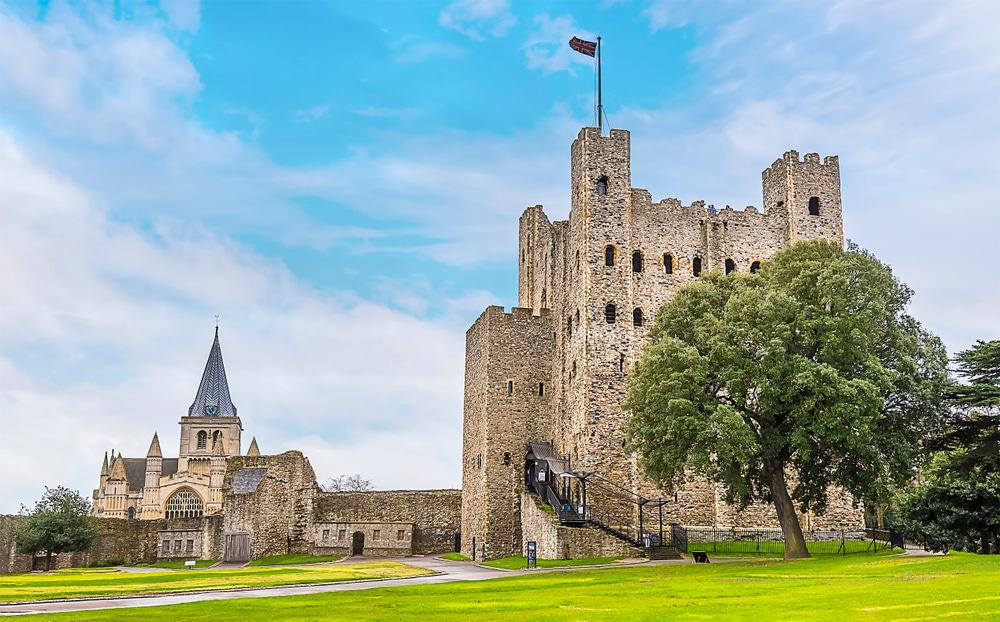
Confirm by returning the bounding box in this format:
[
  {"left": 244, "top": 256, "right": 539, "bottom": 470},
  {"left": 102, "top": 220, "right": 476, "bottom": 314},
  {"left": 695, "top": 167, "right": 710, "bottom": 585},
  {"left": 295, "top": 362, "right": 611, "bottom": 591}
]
[
  {"left": 693, "top": 256, "right": 702, "bottom": 277},
  {"left": 164, "top": 489, "right": 203, "bottom": 519},
  {"left": 632, "top": 251, "right": 643, "bottom": 273},
  {"left": 663, "top": 253, "right": 673, "bottom": 274},
  {"left": 196, "top": 431, "right": 207, "bottom": 450},
  {"left": 127, "top": 507, "right": 136, "bottom": 520},
  {"left": 605, "top": 303, "right": 616, "bottom": 324},
  {"left": 596, "top": 176, "right": 608, "bottom": 196},
  {"left": 725, "top": 258, "right": 736, "bottom": 275},
  {"left": 212, "top": 430, "right": 222, "bottom": 449},
  {"left": 633, "top": 308, "right": 643, "bottom": 327},
  {"left": 604, "top": 245, "right": 616, "bottom": 267},
  {"left": 750, "top": 261, "right": 761, "bottom": 274},
  {"left": 808, "top": 196, "right": 820, "bottom": 216}
]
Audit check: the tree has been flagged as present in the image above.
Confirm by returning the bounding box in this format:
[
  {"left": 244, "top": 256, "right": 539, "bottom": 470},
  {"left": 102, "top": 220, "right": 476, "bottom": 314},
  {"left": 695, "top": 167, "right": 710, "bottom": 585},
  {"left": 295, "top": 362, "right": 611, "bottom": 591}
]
[
  {"left": 896, "top": 340, "right": 1000, "bottom": 553},
  {"left": 15, "top": 487, "right": 97, "bottom": 571},
  {"left": 322, "top": 474, "right": 374, "bottom": 493},
  {"left": 936, "top": 340, "right": 1000, "bottom": 472},
  {"left": 625, "top": 240, "right": 948, "bottom": 559},
  {"left": 896, "top": 452, "right": 1000, "bottom": 553}
]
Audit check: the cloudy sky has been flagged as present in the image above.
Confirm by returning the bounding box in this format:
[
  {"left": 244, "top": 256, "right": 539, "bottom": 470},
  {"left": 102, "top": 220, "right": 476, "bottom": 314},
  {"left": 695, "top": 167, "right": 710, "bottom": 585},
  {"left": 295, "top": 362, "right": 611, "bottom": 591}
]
[{"left": 0, "top": 0, "right": 997, "bottom": 512}]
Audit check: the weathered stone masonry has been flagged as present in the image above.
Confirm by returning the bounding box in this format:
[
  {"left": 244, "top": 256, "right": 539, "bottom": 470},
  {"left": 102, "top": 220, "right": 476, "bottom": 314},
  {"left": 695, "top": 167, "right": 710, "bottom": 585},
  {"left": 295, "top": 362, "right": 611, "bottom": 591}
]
[{"left": 462, "top": 125, "right": 861, "bottom": 560}]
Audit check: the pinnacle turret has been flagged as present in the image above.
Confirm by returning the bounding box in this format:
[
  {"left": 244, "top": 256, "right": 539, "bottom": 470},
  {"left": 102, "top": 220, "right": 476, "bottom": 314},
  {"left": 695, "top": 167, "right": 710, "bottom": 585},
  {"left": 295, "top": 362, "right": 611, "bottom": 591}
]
[
  {"left": 146, "top": 432, "right": 162, "bottom": 458},
  {"left": 246, "top": 437, "right": 260, "bottom": 457},
  {"left": 100, "top": 451, "right": 109, "bottom": 476}
]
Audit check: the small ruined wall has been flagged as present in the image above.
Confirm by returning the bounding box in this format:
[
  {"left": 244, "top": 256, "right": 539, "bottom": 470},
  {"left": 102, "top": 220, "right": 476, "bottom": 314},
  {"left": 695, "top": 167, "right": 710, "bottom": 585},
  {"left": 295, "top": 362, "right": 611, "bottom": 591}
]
[
  {"left": 0, "top": 514, "right": 221, "bottom": 573},
  {"left": 314, "top": 489, "right": 461, "bottom": 555},
  {"left": 222, "top": 451, "right": 317, "bottom": 559},
  {"left": 519, "top": 494, "right": 638, "bottom": 560}
]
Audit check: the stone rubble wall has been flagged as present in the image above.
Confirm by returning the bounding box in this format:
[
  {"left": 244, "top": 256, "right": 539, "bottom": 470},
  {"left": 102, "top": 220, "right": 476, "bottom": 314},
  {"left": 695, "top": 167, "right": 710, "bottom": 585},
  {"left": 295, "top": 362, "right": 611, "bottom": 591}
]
[
  {"left": 314, "top": 489, "right": 461, "bottom": 556},
  {"left": 519, "top": 493, "right": 640, "bottom": 560}
]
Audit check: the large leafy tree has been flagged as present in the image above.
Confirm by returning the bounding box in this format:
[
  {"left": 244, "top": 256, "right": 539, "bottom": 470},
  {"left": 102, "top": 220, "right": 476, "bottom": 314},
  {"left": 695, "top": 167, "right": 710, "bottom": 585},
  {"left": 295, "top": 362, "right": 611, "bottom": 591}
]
[
  {"left": 625, "top": 240, "right": 948, "bottom": 558},
  {"left": 937, "top": 340, "right": 1000, "bottom": 471},
  {"left": 15, "top": 487, "right": 97, "bottom": 571}
]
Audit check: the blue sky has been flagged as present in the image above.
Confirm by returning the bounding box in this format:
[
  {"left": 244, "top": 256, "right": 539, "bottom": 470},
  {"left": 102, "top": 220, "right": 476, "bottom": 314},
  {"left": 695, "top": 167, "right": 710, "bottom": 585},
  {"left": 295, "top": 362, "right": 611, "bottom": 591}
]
[{"left": 0, "top": 0, "right": 998, "bottom": 511}]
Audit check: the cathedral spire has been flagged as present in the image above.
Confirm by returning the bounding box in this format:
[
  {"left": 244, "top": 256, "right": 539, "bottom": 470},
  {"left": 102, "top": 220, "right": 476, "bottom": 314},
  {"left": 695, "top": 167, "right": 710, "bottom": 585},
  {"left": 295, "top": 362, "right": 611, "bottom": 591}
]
[
  {"left": 188, "top": 327, "right": 237, "bottom": 418},
  {"left": 146, "top": 432, "right": 162, "bottom": 458}
]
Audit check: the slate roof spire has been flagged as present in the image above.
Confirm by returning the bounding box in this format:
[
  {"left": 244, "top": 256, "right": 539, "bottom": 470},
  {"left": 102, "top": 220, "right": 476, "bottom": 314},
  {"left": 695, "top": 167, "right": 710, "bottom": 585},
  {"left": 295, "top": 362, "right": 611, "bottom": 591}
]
[{"left": 188, "top": 326, "right": 237, "bottom": 418}]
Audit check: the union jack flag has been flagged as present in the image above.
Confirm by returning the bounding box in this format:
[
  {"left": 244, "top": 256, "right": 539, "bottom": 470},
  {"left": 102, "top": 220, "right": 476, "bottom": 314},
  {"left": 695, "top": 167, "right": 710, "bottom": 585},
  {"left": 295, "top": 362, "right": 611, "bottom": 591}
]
[{"left": 568, "top": 36, "right": 597, "bottom": 57}]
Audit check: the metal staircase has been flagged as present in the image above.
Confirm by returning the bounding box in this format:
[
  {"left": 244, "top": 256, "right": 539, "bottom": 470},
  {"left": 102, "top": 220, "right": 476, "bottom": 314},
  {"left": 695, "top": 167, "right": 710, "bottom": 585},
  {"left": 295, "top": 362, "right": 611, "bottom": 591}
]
[{"left": 525, "top": 442, "right": 687, "bottom": 558}]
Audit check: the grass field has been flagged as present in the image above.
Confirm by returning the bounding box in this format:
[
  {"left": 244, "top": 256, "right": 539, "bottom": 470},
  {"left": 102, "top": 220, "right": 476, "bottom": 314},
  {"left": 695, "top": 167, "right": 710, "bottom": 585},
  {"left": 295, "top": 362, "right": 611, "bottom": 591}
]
[
  {"left": 437, "top": 553, "right": 470, "bottom": 562},
  {"left": 245, "top": 554, "right": 342, "bottom": 567},
  {"left": 34, "top": 552, "right": 1000, "bottom": 620},
  {"left": 0, "top": 561, "right": 428, "bottom": 603},
  {"left": 689, "top": 539, "right": 898, "bottom": 557},
  {"left": 482, "top": 556, "right": 624, "bottom": 569}
]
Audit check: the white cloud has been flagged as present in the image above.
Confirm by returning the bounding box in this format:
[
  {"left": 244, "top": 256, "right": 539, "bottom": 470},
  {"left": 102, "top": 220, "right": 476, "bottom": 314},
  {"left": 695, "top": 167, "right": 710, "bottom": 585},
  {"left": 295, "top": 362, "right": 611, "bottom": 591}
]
[
  {"left": 0, "top": 128, "right": 467, "bottom": 511},
  {"left": 293, "top": 104, "right": 332, "bottom": 123},
  {"left": 523, "top": 14, "right": 596, "bottom": 75},
  {"left": 439, "top": 0, "right": 516, "bottom": 41}
]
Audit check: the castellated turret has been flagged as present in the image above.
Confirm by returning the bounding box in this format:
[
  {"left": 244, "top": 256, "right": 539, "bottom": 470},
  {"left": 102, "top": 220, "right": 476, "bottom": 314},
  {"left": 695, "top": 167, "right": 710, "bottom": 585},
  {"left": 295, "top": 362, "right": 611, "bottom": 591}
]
[{"left": 463, "top": 126, "right": 857, "bottom": 562}]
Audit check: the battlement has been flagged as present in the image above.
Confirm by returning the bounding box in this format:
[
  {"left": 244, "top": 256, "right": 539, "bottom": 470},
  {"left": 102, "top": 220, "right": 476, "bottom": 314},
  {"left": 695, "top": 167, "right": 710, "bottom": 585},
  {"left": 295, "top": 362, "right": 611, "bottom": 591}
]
[
  {"left": 575, "top": 126, "right": 630, "bottom": 144},
  {"left": 764, "top": 150, "right": 840, "bottom": 177}
]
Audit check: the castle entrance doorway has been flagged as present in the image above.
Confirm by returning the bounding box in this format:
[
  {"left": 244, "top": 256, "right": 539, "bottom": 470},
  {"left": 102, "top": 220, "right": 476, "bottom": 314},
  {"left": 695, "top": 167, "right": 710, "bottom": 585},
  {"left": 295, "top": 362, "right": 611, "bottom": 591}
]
[{"left": 351, "top": 531, "right": 365, "bottom": 556}]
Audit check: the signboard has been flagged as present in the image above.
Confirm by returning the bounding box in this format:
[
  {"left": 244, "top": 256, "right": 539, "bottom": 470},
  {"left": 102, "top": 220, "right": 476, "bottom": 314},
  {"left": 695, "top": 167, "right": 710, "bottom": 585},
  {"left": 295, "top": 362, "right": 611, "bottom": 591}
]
[
  {"left": 184, "top": 560, "right": 197, "bottom": 569},
  {"left": 526, "top": 541, "right": 537, "bottom": 569}
]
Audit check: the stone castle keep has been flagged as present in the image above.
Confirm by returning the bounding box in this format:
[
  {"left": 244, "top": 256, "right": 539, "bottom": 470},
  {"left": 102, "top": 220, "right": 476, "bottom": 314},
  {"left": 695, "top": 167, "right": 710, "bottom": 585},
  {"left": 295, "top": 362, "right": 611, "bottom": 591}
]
[
  {"left": 461, "top": 126, "right": 861, "bottom": 561},
  {"left": 0, "top": 124, "right": 864, "bottom": 572}
]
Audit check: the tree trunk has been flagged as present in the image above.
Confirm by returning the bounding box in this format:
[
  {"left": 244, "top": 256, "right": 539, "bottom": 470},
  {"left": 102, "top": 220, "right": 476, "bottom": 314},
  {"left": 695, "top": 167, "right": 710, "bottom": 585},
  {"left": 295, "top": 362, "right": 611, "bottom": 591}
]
[{"left": 768, "top": 465, "right": 810, "bottom": 560}]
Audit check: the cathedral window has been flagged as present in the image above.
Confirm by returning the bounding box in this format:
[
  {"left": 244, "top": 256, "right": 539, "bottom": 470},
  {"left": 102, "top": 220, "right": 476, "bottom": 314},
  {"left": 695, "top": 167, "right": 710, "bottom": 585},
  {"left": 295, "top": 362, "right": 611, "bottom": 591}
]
[
  {"left": 808, "top": 196, "right": 821, "bottom": 216},
  {"left": 605, "top": 303, "right": 616, "bottom": 324},
  {"left": 750, "top": 261, "right": 761, "bottom": 274},
  {"left": 604, "top": 245, "right": 616, "bottom": 267},
  {"left": 632, "top": 250, "right": 643, "bottom": 273},
  {"left": 725, "top": 258, "right": 736, "bottom": 275},
  {"left": 633, "top": 308, "right": 643, "bottom": 327},
  {"left": 165, "top": 489, "right": 203, "bottom": 519},
  {"left": 596, "top": 176, "right": 608, "bottom": 195},
  {"left": 663, "top": 253, "right": 673, "bottom": 274},
  {"left": 196, "top": 431, "right": 207, "bottom": 450},
  {"left": 693, "top": 256, "right": 702, "bottom": 277}
]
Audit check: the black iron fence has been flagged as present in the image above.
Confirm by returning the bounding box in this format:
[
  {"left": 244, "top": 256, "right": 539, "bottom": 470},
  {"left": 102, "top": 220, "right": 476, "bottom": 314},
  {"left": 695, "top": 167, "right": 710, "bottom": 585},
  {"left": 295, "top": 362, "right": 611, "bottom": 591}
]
[{"left": 681, "top": 527, "right": 907, "bottom": 556}]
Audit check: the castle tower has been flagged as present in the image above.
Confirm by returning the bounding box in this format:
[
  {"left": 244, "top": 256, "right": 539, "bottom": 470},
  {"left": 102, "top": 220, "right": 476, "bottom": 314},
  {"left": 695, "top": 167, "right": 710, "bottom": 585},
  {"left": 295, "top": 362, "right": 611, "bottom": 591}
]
[
  {"left": 140, "top": 433, "right": 163, "bottom": 519},
  {"left": 762, "top": 150, "right": 844, "bottom": 245},
  {"left": 178, "top": 327, "right": 242, "bottom": 473}
]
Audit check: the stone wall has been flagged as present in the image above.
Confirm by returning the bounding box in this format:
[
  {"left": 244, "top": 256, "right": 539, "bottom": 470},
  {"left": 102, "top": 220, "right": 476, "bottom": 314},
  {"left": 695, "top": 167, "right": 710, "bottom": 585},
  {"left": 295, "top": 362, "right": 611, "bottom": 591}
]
[
  {"left": 312, "top": 521, "right": 414, "bottom": 557},
  {"left": 519, "top": 494, "right": 639, "bottom": 560},
  {"left": 0, "top": 514, "right": 220, "bottom": 573},
  {"left": 222, "top": 451, "right": 317, "bottom": 559},
  {"left": 315, "top": 489, "right": 461, "bottom": 556}
]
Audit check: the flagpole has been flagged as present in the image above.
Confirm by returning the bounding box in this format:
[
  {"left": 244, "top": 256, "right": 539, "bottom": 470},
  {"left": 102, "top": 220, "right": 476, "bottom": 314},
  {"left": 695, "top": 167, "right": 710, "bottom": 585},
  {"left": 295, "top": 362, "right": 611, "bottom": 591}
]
[{"left": 597, "top": 36, "right": 603, "bottom": 134}]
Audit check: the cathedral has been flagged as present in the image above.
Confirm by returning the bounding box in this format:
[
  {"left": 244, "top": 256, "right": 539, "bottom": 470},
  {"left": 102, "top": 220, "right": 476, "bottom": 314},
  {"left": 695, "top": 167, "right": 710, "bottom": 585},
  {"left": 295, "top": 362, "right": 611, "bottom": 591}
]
[{"left": 92, "top": 328, "right": 261, "bottom": 520}]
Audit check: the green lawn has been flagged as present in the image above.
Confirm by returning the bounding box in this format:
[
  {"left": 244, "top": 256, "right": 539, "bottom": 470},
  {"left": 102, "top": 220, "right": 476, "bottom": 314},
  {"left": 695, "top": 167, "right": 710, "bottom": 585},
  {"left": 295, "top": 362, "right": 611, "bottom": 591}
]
[
  {"left": 483, "top": 556, "right": 625, "bottom": 569},
  {"left": 138, "top": 560, "right": 217, "bottom": 570},
  {"left": 0, "top": 561, "right": 428, "bottom": 603},
  {"left": 33, "top": 553, "right": 1000, "bottom": 621},
  {"left": 689, "top": 539, "right": 899, "bottom": 557},
  {"left": 437, "top": 553, "right": 470, "bottom": 562},
  {"left": 246, "top": 554, "right": 342, "bottom": 567}
]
